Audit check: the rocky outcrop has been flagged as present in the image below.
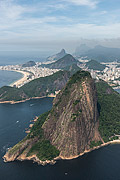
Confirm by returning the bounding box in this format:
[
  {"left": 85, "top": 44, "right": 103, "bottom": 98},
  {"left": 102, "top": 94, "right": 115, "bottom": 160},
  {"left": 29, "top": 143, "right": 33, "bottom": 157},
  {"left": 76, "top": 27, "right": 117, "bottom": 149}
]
[
  {"left": 4, "top": 70, "right": 103, "bottom": 163},
  {"left": 43, "top": 71, "right": 102, "bottom": 158},
  {"left": 3, "top": 137, "right": 38, "bottom": 162}
]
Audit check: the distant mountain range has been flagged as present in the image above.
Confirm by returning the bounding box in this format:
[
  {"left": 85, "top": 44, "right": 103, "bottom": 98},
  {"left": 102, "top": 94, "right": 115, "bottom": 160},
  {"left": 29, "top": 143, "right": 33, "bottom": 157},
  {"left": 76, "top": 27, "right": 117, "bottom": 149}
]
[
  {"left": 41, "top": 54, "right": 79, "bottom": 69},
  {"left": 74, "top": 44, "right": 91, "bottom": 55},
  {"left": 74, "top": 45, "right": 120, "bottom": 62},
  {"left": 46, "top": 49, "right": 67, "bottom": 61}
]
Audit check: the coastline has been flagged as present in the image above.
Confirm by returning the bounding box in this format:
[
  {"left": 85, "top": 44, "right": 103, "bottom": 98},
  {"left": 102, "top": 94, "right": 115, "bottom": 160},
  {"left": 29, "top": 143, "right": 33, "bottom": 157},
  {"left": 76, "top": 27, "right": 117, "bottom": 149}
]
[
  {"left": 58, "top": 139, "right": 120, "bottom": 160},
  {"left": 113, "top": 86, "right": 120, "bottom": 90},
  {"left": 0, "top": 95, "right": 56, "bottom": 104},
  {"left": 9, "top": 70, "right": 31, "bottom": 87},
  {"left": 3, "top": 139, "right": 120, "bottom": 166}
]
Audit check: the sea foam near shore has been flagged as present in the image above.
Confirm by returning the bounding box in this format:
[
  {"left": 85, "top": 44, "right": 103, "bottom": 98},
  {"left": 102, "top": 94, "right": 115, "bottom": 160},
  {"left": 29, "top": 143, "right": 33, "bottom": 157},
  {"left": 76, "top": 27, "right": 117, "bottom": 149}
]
[{"left": 0, "top": 70, "right": 23, "bottom": 88}]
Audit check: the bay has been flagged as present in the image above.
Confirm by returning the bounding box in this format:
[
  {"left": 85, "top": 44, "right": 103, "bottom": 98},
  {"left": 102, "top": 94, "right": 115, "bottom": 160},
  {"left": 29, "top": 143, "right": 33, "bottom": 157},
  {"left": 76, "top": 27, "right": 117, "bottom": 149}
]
[
  {"left": 0, "top": 98, "right": 120, "bottom": 180},
  {"left": 0, "top": 70, "right": 23, "bottom": 88}
]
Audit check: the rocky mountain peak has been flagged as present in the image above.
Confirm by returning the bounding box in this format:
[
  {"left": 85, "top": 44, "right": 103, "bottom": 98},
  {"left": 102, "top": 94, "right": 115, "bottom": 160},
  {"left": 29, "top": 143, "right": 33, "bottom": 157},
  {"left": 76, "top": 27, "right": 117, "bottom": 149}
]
[{"left": 43, "top": 71, "right": 102, "bottom": 158}]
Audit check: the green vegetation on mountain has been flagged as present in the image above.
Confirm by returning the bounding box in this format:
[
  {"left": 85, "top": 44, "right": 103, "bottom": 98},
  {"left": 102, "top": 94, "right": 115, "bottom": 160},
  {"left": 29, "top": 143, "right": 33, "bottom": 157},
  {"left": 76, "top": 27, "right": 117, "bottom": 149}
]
[
  {"left": 41, "top": 54, "right": 79, "bottom": 69},
  {"left": 21, "top": 70, "right": 70, "bottom": 97},
  {"left": 42, "top": 70, "right": 101, "bottom": 158},
  {"left": 0, "top": 86, "right": 27, "bottom": 101},
  {"left": 96, "top": 80, "right": 120, "bottom": 142},
  {"left": 3, "top": 70, "right": 120, "bottom": 164},
  {"left": 0, "top": 64, "right": 82, "bottom": 102},
  {"left": 28, "top": 111, "right": 50, "bottom": 138},
  {"left": 63, "top": 64, "right": 81, "bottom": 75},
  {"left": 27, "top": 140, "right": 59, "bottom": 161},
  {"left": 27, "top": 111, "right": 60, "bottom": 160},
  {"left": 86, "top": 60, "right": 106, "bottom": 71},
  {"left": 0, "top": 71, "right": 71, "bottom": 102},
  {"left": 4, "top": 70, "right": 101, "bottom": 162},
  {"left": 8, "top": 111, "right": 60, "bottom": 161},
  {"left": 90, "top": 141, "right": 102, "bottom": 148}
]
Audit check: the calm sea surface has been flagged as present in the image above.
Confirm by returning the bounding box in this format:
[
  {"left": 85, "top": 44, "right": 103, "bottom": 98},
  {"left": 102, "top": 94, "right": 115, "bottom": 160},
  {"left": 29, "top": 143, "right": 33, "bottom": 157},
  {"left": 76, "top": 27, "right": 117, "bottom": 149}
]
[
  {"left": 0, "top": 51, "right": 51, "bottom": 65},
  {"left": 0, "top": 70, "right": 23, "bottom": 88},
  {"left": 0, "top": 51, "right": 50, "bottom": 88},
  {"left": 0, "top": 96, "right": 120, "bottom": 179}
]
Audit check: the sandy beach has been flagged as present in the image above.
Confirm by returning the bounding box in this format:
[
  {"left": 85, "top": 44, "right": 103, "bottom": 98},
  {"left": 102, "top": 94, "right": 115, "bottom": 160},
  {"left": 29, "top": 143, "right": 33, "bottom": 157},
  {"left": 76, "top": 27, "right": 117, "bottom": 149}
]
[{"left": 10, "top": 70, "right": 31, "bottom": 88}]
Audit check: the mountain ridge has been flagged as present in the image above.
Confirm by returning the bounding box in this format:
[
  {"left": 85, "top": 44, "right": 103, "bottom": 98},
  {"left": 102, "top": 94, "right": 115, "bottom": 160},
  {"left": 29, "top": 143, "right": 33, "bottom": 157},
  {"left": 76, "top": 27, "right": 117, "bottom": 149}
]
[
  {"left": 74, "top": 45, "right": 120, "bottom": 62},
  {"left": 41, "top": 54, "right": 79, "bottom": 69},
  {"left": 46, "top": 49, "right": 67, "bottom": 61}
]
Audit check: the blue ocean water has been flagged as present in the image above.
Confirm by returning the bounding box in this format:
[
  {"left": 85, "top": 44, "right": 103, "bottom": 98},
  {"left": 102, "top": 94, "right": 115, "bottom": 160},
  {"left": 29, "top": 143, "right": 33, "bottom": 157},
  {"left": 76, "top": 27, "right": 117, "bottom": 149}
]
[
  {"left": 0, "top": 51, "right": 51, "bottom": 65},
  {"left": 0, "top": 98, "right": 120, "bottom": 180},
  {"left": 0, "top": 51, "right": 49, "bottom": 88},
  {"left": 0, "top": 70, "right": 23, "bottom": 88}
]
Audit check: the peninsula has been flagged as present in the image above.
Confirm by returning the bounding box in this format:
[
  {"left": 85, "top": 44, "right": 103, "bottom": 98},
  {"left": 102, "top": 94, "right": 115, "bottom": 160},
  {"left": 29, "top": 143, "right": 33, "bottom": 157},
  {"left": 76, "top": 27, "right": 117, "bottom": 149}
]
[{"left": 3, "top": 70, "right": 120, "bottom": 165}]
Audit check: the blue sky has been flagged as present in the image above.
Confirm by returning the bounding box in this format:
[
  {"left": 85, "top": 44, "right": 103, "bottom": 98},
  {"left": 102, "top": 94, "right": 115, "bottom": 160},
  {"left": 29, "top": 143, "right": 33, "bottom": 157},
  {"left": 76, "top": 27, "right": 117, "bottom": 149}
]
[{"left": 0, "top": 0, "right": 120, "bottom": 52}]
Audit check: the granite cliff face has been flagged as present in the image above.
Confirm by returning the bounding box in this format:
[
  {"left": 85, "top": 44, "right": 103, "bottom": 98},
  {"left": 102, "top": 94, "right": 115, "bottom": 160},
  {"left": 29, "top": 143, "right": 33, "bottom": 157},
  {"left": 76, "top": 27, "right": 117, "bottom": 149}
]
[
  {"left": 3, "top": 71, "right": 102, "bottom": 163},
  {"left": 43, "top": 71, "right": 102, "bottom": 158}
]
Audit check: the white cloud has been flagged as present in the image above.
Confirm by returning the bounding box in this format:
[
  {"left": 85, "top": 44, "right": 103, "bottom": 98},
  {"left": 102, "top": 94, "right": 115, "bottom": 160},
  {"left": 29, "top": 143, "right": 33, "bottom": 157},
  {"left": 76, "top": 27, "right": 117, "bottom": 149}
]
[
  {"left": 0, "top": 0, "right": 120, "bottom": 51},
  {"left": 0, "top": 0, "right": 26, "bottom": 19},
  {"left": 48, "top": 3, "right": 67, "bottom": 10},
  {"left": 64, "top": 0, "right": 98, "bottom": 8}
]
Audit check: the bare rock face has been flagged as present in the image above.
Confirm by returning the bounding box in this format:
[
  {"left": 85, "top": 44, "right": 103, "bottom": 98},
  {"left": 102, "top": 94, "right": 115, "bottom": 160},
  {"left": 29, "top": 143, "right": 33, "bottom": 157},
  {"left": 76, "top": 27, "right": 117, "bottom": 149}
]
[
  {"left": 3, "top": 137, "right": 38, "bottom": 162},
  {"left": 4, "top": 70, "right": 103, "bottom": 163},
  {"left": 43, "top": 71, "right": 102, "bottom": 158}
]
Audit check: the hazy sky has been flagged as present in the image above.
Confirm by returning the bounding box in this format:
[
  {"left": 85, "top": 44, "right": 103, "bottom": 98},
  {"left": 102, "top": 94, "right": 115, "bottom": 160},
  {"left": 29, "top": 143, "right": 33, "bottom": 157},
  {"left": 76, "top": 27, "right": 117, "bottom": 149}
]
[{"left": 0, "top": 0, "right": 120, "bottom": 53}]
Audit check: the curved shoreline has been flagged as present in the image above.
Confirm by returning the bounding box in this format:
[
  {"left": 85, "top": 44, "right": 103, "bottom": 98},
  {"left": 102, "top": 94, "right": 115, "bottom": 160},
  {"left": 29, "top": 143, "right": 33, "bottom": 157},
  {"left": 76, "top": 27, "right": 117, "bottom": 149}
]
[
  {"left": 10, "top": 70, "right": 31, "bottom": 87},
  {"left": 8, "top": 70, "right": 24, "bottom": 86},
  {"left": 3, "top": 140, "right": 120, "bottom": 165},
  {"left": 0, "top": 70, "right": 23, "bottom": 87},
  {"left": 58, "top": 140, "right": 120, "bottom": 160}
]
